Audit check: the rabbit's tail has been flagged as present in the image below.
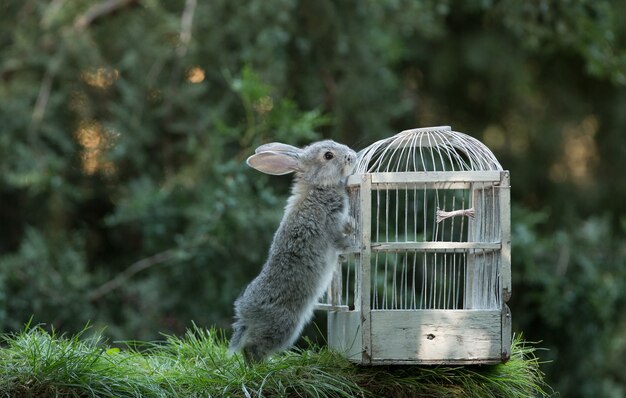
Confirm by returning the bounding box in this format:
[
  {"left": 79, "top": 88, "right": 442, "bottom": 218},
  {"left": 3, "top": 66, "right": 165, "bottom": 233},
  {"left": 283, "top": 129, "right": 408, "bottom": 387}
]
[{"left": 228, "top": 320, "right": 247, "bottom": 352}]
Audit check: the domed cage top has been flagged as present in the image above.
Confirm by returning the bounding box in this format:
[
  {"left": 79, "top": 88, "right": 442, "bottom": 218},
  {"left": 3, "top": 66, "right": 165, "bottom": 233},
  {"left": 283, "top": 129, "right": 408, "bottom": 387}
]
[
  {"left": 355, "top": 127, "right": 502, "bottom": 173},
  {"left": 318, "top": 126, "right": 512, "bottom": 365}
]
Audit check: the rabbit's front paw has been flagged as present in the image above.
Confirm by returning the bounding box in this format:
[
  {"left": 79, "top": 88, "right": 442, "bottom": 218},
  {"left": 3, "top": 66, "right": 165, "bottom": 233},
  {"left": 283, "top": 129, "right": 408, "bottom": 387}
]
[
  {"left": 342, "top": 216, "right": 355, "bottom": 235},
  {"left": 335, "top": 233, "right": 352, "bottom": 253}
]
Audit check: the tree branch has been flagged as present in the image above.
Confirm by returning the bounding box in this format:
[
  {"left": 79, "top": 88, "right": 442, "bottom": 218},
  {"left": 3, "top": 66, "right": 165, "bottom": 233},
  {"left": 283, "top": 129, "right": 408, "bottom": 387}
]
[
  {"left": 88, "top": 248, "right": 176, "bottom": 302},
  {"left": 177, "top": 0, "right": 197, "bottom": 58},
  {"left": 29, "top": 67, "right": 54, "bottom": 141},
  {"left": 88, "top": 234, "right": 210, "bottom": 302},
  {"left": 74, "top": 0, "right": 138, "bottom": 31}
]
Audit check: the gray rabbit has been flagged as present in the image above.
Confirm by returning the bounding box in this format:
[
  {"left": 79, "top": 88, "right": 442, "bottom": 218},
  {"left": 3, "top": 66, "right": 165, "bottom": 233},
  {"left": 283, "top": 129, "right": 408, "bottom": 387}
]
[{"left": 229, "top": 140, "right": 357, "bottom": 363}]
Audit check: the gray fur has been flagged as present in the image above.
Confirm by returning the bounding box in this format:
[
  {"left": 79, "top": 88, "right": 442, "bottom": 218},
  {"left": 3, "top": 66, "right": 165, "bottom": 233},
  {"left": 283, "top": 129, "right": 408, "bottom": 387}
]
[{"left": 230, "top": 140, "right": 357, "bottom": 363}]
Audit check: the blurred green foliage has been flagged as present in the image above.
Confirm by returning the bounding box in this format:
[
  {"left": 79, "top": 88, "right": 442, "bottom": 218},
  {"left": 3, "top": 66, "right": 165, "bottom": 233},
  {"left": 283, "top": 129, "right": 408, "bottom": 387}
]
[{"left": 0, "top": 0, "right": 625, "bottom": 396}]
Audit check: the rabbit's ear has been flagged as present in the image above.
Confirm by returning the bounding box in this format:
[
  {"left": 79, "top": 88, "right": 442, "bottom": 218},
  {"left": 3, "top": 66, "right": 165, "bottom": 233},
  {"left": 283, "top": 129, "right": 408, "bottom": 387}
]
[
  {"left": 255, "top": 142, "right": 301, "bottom": 156},
  {"left": 247, "top": 151, "right": 299, "bottom": 175}
]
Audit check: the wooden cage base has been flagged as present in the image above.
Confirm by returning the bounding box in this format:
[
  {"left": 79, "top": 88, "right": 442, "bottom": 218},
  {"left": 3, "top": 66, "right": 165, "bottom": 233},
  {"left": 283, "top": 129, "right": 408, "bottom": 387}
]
[{"left": 328, "top": 307, "right": 511, "bottom": 365}]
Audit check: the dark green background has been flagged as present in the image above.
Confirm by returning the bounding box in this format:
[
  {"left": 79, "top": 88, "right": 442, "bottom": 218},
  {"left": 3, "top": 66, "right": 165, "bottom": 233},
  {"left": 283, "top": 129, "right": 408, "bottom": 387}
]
[{"left": 1, "top": 1, "right": 625, "bottom": 396}]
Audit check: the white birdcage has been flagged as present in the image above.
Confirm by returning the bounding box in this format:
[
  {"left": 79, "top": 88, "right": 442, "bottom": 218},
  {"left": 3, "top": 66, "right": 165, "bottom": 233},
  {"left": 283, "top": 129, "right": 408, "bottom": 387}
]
[{"left": 319, "top": 126, "right": 511, "bottom": 365}]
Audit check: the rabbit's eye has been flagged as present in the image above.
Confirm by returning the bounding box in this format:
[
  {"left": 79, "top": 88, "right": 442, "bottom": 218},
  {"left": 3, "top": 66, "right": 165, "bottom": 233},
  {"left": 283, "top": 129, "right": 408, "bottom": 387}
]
[{"left": 324, "top": 152, "right": 334, "bottom": 160}]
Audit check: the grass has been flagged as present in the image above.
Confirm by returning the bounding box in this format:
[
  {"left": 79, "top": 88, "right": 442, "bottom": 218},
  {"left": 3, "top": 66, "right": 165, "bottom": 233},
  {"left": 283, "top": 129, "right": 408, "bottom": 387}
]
[{"left": 0, "top": 324, "right": 553, "bottom": 398}]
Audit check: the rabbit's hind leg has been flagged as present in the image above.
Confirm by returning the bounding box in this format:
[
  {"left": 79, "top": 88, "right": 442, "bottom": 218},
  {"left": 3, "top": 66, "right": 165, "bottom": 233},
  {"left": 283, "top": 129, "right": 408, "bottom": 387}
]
[
  {"left": 241, "top": 335, "right": 281, "bottom": 364},
  {"left": 242, "top": 344, "right": 265, "bottom": 365},
  {"left": 242, "top": 316, "right": 299, "bottom": 363}
]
